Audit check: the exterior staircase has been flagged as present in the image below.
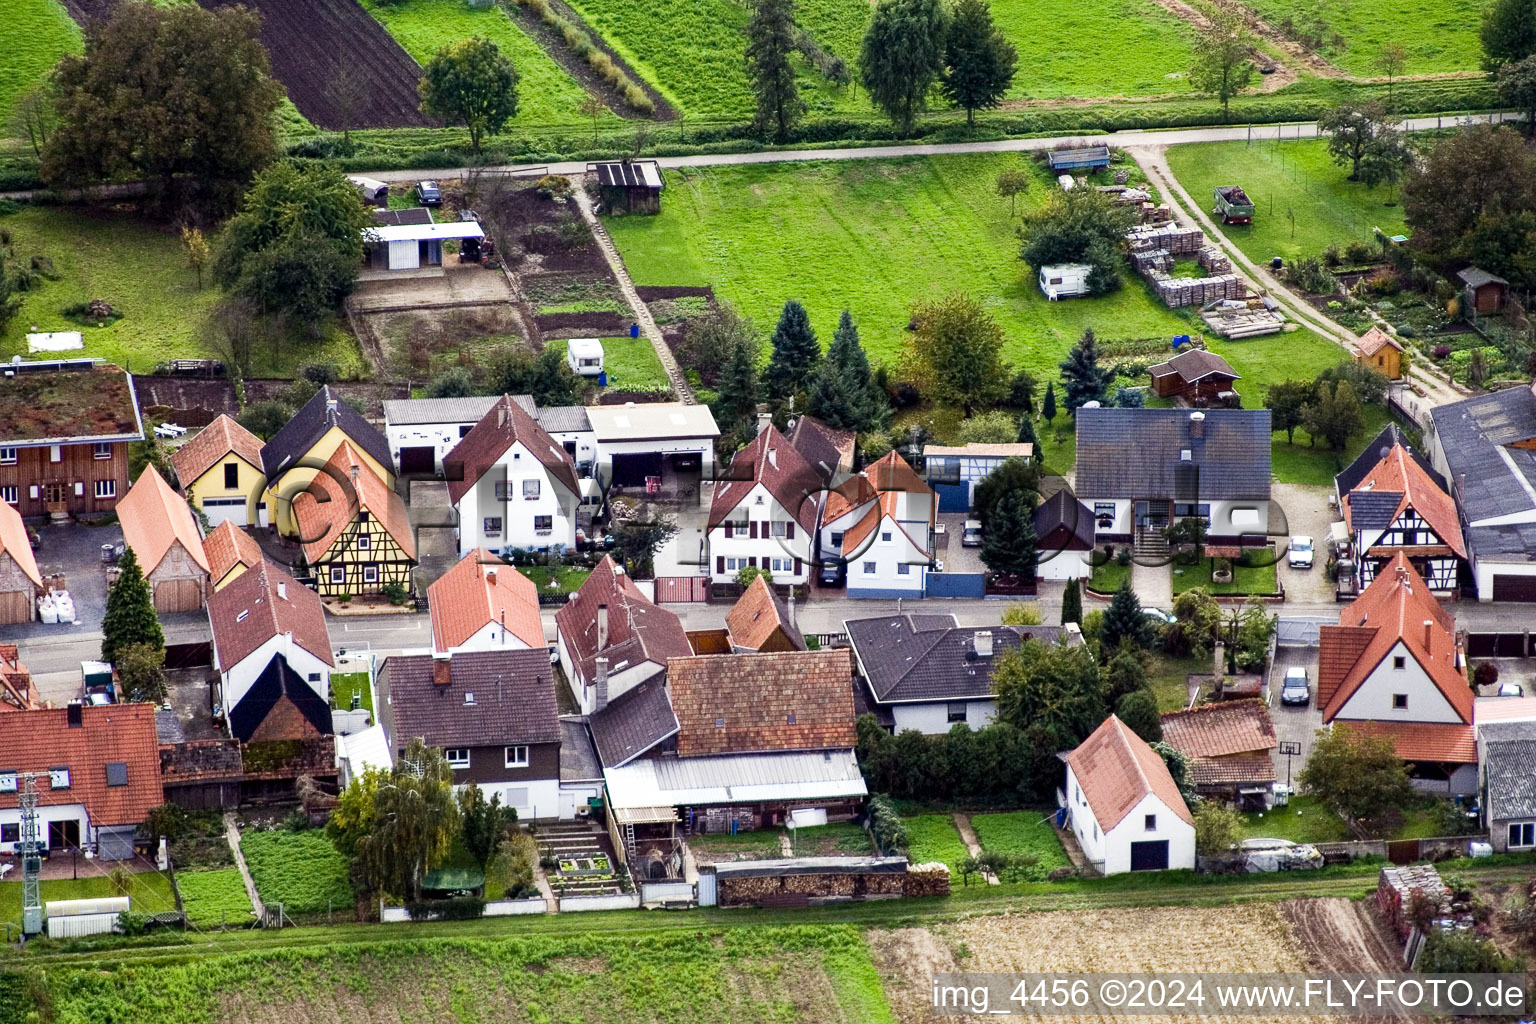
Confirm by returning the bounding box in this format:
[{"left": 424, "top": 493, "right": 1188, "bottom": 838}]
[
  {"left": 1134, "top": 525, "right": 1169, "bottom": 559},
  {"left": 534, "top": 823, "right": 626, "bottom": 897}
]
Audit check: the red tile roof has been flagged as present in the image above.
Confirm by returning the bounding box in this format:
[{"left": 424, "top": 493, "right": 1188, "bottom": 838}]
[
  {"left": 292, "top": 441, "right": 415, "bottom": 563},
  {"left": 554, "top": 556, "right": 690, "bottom": 684},
  {"left": 0, "top": 645, "right": 38, "bottom": 712},
  {"left": 203, "top": 521, "right": 263, "bottom": 584},
  {"left": 118, "top": 464, "right": 210, "bottom": 576},
  {"left": 208, "top": 560, "right": 333, "bottom": 671},
  {"left": 0, "top": 703, "right": 164, "bottom": 826},
  {"left": 667, "top": 648, "right": 857, "bottom": 756},
  {"left": 1065, "top": 715, "right": 1193, "bottom": 830},
  {"left": 1341, "top": 443, "right": 1465, "bottom": 558},
  {"left": 725, "top": 574, "right": 806, "bottom": 652},
  {"left": 1186, "top": 753, "right": 1276, "bottom": 787},
  {"left": 1337, "top": 720, "right": 1477, "bottom": 764},
  {"left": 429, "top": 550, "right": 545, "bottom": 651},
  {"left": 1358, "top": 327, "right": 1404, "bottom": 357},
  {"left": 823, "top": 473, "right": 876, "bottom": 524},
  {"left": 708, "top": 424, "right": 822, "bottom": 531},
  {"left": 1160, "top": 698, "right": 1277, "bottom": 758},
  {"left": 0, "top": 499, "right": 41, "bottom": 589},
  {"left": 1319, "top": 553, "right": 1470, "bottom": 723},
  {"left": 841, "top": 452, "right": 934, "bottom": 555},
  {"left": 443, "top": 394, "right": 579, "bottom": 505},
  {"left": 170, "top": 414, "right": 265, "bottom": 488}
]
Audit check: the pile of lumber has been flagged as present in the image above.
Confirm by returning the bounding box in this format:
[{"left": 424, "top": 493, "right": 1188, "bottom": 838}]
[
  {"left": 1201, "top": 303, "right": 1285, "bottom": 338},
  {"left": 1149, "top": 272, "right": 1244, "bottom": 308},
  {"left": 1198, "top": 246, "right": 1231, "bottom": 274},
  {"left": 904, "top": 864, "right": 952, "bottom": 898},
  {"left": 1377, "top": 865, "right": 1450, "bottom": 942},
  {"left": 1127, "top": 223, "right": 1203, "bottom": 255}
]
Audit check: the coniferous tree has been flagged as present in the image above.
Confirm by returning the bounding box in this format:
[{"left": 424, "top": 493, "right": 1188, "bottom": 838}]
[
  {"left": 859, "top": 0, "right": 949, "bottom": 134},
  {"left": 1042, "top": 381, "right": 1057, "bottom": 424},
  {"left": 942, "top": 0, "right": 1016, "bottom": 126},
  {"left": 1059, "top": 329, "right": 1112, "bottom": 413},
  {"left": 980, "top": 490, "right": 1037, "bottom": 580},
  {"left": 714, "top": 334, "right": 762, "bottom": 437},
  {"left": 745, "top": 0, "right": 803, "bottom": 141},
  {"left": 763, "top": 299, "right": 821, "bottom": 399},
  {"left": 807, "top": 310, "right": 891, "bottom": 432},
  {"left": 1015, "top": 412, "right": 1038, "bottom": 447},
  {"left": 1060, "top": 576, "right": 1082, "bottom": 625},
  {"left": 1100, "top": 580, "right": 1150, "bottom": 653},
  {"left": 101, "top": 548, "right": 164, "bottom": 664}
]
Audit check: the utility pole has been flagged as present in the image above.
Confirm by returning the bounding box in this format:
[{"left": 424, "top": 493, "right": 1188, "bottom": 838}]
[{"left": 17, "top": 771, "right": 51, "bottom": 936}]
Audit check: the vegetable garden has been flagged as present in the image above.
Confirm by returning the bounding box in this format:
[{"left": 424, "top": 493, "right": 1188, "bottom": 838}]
[
  {"left": 176, "top": 868, "right": 256, "bottom": 929},
  {"left": 239, "top": 829, "right": 353, "bottom": 916}
]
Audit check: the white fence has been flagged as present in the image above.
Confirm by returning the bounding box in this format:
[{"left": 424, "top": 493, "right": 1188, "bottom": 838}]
[
  {"left": 558, "top": 892, "right": 641, "bottom": 913},
  {"left": 379, "top": 897, "right": 548, "bottom": 923},
  {"left": 639, "top": 881, "right": 694, "bottom": 904},
  {"left": 331, "top": 708, "right": 372, "bottom": 736}
]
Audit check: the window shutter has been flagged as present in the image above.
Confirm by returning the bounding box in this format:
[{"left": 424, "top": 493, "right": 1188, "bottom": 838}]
[
  {"left": 716, "top": 556, "right": 725, "bottom": 574},
  {"left": 749, "top": 556, "right": 757, "bottom": 568},
  {"left": 749, "top": 520, "right": 758, "bottom": 539},
  {"left": 794, "top": 558, "right": 802, "bottom": 574},
  {"left": 785, "top": 522, "right": 795, "bottom": 540},
  {"left": 724, "top": 522, "right": 733, "bottom": 538}
]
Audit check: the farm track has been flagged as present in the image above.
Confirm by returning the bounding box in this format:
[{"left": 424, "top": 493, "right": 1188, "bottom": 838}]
[
  {"left": 15, "top": 865, "right": 1531, "bottom": 971},
  {"left": 199, "top": 0, "right": 433, "bottom": 128}
]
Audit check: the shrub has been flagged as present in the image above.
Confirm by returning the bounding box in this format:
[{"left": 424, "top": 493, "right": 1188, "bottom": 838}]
[
  {"left": 1474, "top": 661, "right": 1500, "bottom": 688},
  {"left": 381, "top": 581, "right": 410, "bottom": 606},
  {"left": 1433, "top": 344, "right": 1451, "bottom": 359},
  {"left": 407, "top": 896, "right": 485, "bottom": 920},
  {"left": 867, "top": 794, "right": 908, "bottom": 855},
  {"left": 1321, "top": 244, "right": 1342, "bottom": 266},
  {"left": 1000, "top": 602, "right": 1042, "bottom": 626},
  {"left": 1344, "top": 240, "right": 1376, "bottom": 264}
]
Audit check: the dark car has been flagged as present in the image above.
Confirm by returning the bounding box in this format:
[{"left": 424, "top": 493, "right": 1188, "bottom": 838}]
[
  {"left": 416, "top": 180, "right": 442, "bottom": 206},
  {"left": 819, "top": 561, "right": 845, "bottom": 587}
]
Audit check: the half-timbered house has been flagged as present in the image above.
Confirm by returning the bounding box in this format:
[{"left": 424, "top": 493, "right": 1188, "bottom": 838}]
[
  {"left": 293, "top": 441, "right": 416, "bottom": 598},
  {"left": 261, "top": 387, "right": 395, "bottom": 538}
]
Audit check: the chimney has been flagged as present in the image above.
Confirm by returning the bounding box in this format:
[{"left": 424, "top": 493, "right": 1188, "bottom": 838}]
[
  {"left": 325, "top": 394, "right": 338, "bottom": 417},
  {"left": 277, "top": 581, "right": 287, "bottom": 601},
  {"left": 756, "top": 410, "right": 772, "bottom": 436},
  {"left": 432, "top": 654, "right": 451, "bottom": 689},
  {"left": 350, "top": 464, "right": 360, "bottom": 487},
  {"left": 1189, "top": 410, "right": 1206, "bottom": 439},
  {"left": 594, "top": 656, "right": 610, "bottom": 711},
  {"left": 66, "top": 699, "right": 83, "bottom": 728},
  {"left": 498, "top": 401, "right": 508, "bottom": 428},
  {"left": 974, "top": 631, "right": 994, "bottom": 658},
  {"left": 1423, "top": 619, "right": 1434, "bottom": 655},
  {"left": 485, "top": 568, "right": 497, "bottom": 586},
  {"left": 596, "top": 603, "right": 609, "bottom": 650},
  {"left": 785, "top": 585, "right": 798, "bottom": 632}
]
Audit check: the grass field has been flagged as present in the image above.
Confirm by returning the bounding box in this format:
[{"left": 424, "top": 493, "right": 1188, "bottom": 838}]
[
  {"left": 0, "top": 205, "right": 363, "bottom": 375},
  {"left": 239, "top": 829, "right": 352, "bottom": 915},
  {"left": 547, "top": 337, "right": 671, "bottom": 395},
  {"left": 903, "top": 814, "right": 971, "bottom": 868},
  {"left": 1240, "top": 0, "right": 1487, "bottom": 75},
  {"left": 1171, "top": 554, "right": 1280, "bottom": 595},
  {"left": 969, "top": 811, "right": 1070, "bottom": 878},
  {"left": 32, "top": 927, "right": 896, "bottom": 1023},
  {"left": 329, "top": 671, "right": 373, "bottom": 717},
  {"left": 1148, "top": 653, "right": 1204, "bottom": 711},
  {"left": 988, "top": 0, "right": 1197, "bottom": 98},
  {"left": 176, "top": 868, "right": 255, "bottom": 929},
  {"left": 1165, "top": 139, "right": 1409, "bottom": 263},
  {"left": 0, "top": 871, "right": 178, "bottom": 929},
  {"left": 3, "top": 0, "right": 79, "bottom": 120},
  {"left": 1239, "top": 795, "right": 1350, "bottom": 844},
  {"left": 1269, "top": 404, "right": 1392, "bottom": 486},
  {"left": 519, "top": 563, "right": 592, "bottom": 597},
  {"left": 363, "top": 0, "right": 624, "bottom": 129}
]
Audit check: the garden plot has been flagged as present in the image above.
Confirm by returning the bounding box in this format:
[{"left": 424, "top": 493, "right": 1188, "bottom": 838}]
[
  {"left": 176, "top": 868, "right": 255, "bottom": 929},
  {"left": 238, "top": 827, "right": 352, "bottom": 916},
  {"left": 968, "top": 812, "right": 1070, "bottom": 878},
  {"left": 370, "top": 304, "right": 525, "bottom": 384}
]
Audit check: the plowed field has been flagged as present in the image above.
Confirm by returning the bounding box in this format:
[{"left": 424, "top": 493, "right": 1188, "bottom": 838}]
[{"left": 201, "top": 0, "right": 432, "bottom": 128}]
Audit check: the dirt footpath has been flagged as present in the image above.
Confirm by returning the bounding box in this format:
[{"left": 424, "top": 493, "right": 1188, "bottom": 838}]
[{"left": 1278, "top": 898, "right": 1417, "bottom": 1024}]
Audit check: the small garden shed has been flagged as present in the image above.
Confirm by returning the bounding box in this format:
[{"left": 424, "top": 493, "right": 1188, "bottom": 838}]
[
  {"left": 1457, "top": 266, "right": 1508, "bottom": 314},
  {"left": 1355, "top": 327, "right": 1403, "bottom": 380},
  {"left": 590, "top": 159, "right": 664, "bottom": 215}
]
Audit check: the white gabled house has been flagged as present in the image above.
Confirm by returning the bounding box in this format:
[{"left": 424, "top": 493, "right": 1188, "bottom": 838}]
[
  {"left": 428, "top": 549, "right": 547, "bottom": 656},
  {"left": 819, "top": 452, "right": 935, "bottom": 599},
  {"left": 707, "top": 425, "right": 821, "bottom": 585},
  {"left": 444, "top": 395, "right": 581, "bottom": 556},
  {"left": 1063, "top": 715, "right": 1195, "bottom": 875}
]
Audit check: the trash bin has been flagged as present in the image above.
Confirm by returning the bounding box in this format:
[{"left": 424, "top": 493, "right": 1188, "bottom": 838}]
[
  {"left": 630, "top": 324, "right": 639, "bottom": 338},
  {"left": 1270, "top": 256, "right": 1283, "bottom": 271},
  {"left": 101, "top": 544, "right": 114, "bottom": 564}
]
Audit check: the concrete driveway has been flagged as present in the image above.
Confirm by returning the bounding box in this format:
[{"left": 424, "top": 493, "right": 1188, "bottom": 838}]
[
  {"left": 1270, "top": 643, "right": 1324, "bottom": 790},
  {"left": 1270, "top": 482, "right": 1337, "bottom": 605}
]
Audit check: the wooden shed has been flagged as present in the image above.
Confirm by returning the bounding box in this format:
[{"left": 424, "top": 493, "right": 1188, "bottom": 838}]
[
  {"left": 118, "top": 465, "right": 210, "bottom": 612},
  {"left": 1146, "top": 348, "right": 1240, "bottom": 404},
  {"left": 1355, "top": 327, "right": 1403, "bottom": 380},
  {"left": 0, "top": 500, "right": 41, "bottom": 624},
  {"left": 1457, "top": 266, "right": 1509, "bottom": 314},
  {"left": 590, "top": 159, "right": 664, "bottom": 215}
]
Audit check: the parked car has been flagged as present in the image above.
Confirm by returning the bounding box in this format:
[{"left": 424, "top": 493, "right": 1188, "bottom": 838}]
[
  {"left": 416, "top": 180, "right": 442, "bottom": 206},
  {"left": 818, "top": 561, "right": 845, "bottom": 587},
  {"left": 1281, "top": 666, "right": 1311, "bottom": 706},
  {"left": 961, "top": 520, "right": 982, "bottom": 547},
  {"left": 1287, "top": 535, "right": 1314, "bottom": 569},
  {"left": 1143, "top": 608, "right": 1177, "bottom": 626},
  {"left": 1498, "top": 681, "right": 1526, "bottom": 697}
]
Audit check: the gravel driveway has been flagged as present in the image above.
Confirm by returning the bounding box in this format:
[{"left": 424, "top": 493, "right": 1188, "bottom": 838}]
[{"left": 1270, "top": 481, "right": 1337, "bottom": 605}]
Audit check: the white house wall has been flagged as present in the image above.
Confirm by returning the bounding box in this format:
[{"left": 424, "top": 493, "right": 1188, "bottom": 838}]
[
  {"left": 459, "top": 778, "right": 560, "bottom": 822},
  {"left": 456, "top": 440, "right": 577, "bottom": 555},
  {"left": 558, "top": 627, "right": 662, "bottom": 716},
  {"left": 0, "top": 803, "right": 89, "bottom": 854},
  {"left": 891, "top": 699, "right": 997, "bottom": 735},
  {"left": 1099, "top": 792, "right": 1195, "bottom": 875},
  {"left": 847, "top": 516, "right": 928, "bottom": 596},
  {"left": 1333, "top": 640, "right": 1464, "bottom": 724},
  {"left": 388, "top": 422, "right": 474, "bottom": 476},
  {"left": 1473, "top": 558, "right": 1536, "bottom": 602},
  {"left": 219, "top": 634, "right": 332, "bottom": 712},
  {"left": 445, "top": 619, "right": 542, "bottom": 656},
  {"left": 1036, "top": 549, "right": 1090, "bottom": 581},
  {"left": 707, "top": 483, "right": 812, "bottom": 584}
]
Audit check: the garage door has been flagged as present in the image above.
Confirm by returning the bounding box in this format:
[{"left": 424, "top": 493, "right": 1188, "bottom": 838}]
[
  {"left": 1493, "top": 575, "right": 1536, "bottom": 602},
  {"left": 154, "top": 578, "right": 205, "bottom": 613},
  {"left": 1129, "top": 840, "right": 1169, "bottom": 872},
  {"left": 0, "top": 589, "right": 32, "bottom": 624},
  {"left": 399, "top": 446, "right": 435, "bottom": 475},
  {"left": 201, "top": 496, "right": 248, "bottom": 528}
]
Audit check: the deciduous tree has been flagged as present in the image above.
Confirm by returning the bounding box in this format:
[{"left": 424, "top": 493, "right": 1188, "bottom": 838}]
[
  {"left": 745, "top": 0, "right": 803, "bottom": 141},
  {"left": 1115, "top": 689, "right": 1161, "bottom": 743},
  {"left": 116, "top": 642, "right": 168, "bottom": 704},
  {"left": 612, "top": 514, "right": 680, "bottom": 577},
  {"left": 1058, "top": 328, "right": 1113, "bottom": 413},
  {"left": 956, "top": 410, "right": 1018, "bottom": 445},
  {"left": 1403, "top": 125, "right": 1536, "bottom": 282},
  {"left": 1318, "top": 103, "right": 1394, "bottom": 181},
  {"left": 996, "top": 167, "right": 1030, "bottom": 215},
  {"left": 1301, "top": 378, "right": 1363, "bottom": 451},
  {"left": 859, "top": 0, "right": 948, "bottom": 134},
  {"left": 1194, "top": 800, "right": 1241, "bottom": 856},
  {"left": 1374, "top": 42, "right": 1408, "bottom": 110},
  {"left": 1187, "top": 8, "right": 1254, "bottom": 119},
  {"left": 942, "top": 0, "right": 1016, "bottom": 126},
  {"left": 1019, "top": 187, "right": 1136, "bottom": 294},
  {"left": 488, "top": 346, "right": 585, "bottom": 406},
  {"left": 348, "top": 740, "right": 460, "bottom": 900},
  {"left": 993, "top": 640, "right": 1107, "bottom": 744},
  {"left": 43, "top": 1, "right": 283, "bottom": 216},
  {"left": 1299, "top": 726, "right": 1413, "bottom": 831},
  {"left": 1482, "top": 0, "right": 1536, "bottom": 72},
  {"left": 181, "top": 226, "right": 210, "bottom": 290},
  {"left": 101, "top": 548, "right": 164, "bottom": 664},
  {"left": 1265, "top": 378, "right": 1312, "bottom": 443},
  {"left": 419, "top": 36, "right": 519, "bottom": 154},
  {"left": 8, "top": 83, "right": 58, "bottom": 161},
  {"left": 458, "top": 784, "right": 515, "bottom": 871},
  {"left": 807, "top": 310, "right": 890, "bottom": 433},
  {"left": 763, "top": 299, "right": 820, "bottom": 399},
  {"left": 1499, "top": 53, "right": 1536, "bottom": 135},
  {"left": 902, "top": 291, "right": 1009, "bottom": 415}
]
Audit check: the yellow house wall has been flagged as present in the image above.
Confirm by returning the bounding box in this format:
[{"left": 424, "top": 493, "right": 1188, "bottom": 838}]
[
  {"left": 186, "top": 455, "right": 268, "bottom": 525},
  {"left": 212, "top": 561, "right": 251, "bottom": 592},
  {"left": 266, "top": 426, "right": 396, "bottom": 536}
]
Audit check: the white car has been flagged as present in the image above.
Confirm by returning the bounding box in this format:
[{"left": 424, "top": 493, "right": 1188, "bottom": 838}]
[
  {"left": 1498, "top": 682, "right": 1525, "bottom": 697},
  {"left": 961, "top": 520, "right": 982, "bottom": 547},
  {"left": 1288, "top": 536, "right": 1314, "bottom": 569}
]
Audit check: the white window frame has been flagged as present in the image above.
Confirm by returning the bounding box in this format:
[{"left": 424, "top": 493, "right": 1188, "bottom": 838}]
[
  {"left": 49, "top": 445, "right": 61, "bottom": 464},
  {"left": 330, "top": 566, "right": 346, "bottom": 584},
  {"left": 50, "top": 766, "right": 70, "bottom": 789},
  {"left": 363, "top": 565, "right": 379, "bottom": 584},
  {"left": 0, "top": 486, "right": 16, "bottom": 505},
  {"left": 483, "top": 517, "right": 503, "bottom": 537},
  {"left": 0, "top": 772, "right": 15, "bottom": 793},
  {"left": 771, "top": 521, "right": 786, "bottom": 538},
  {"left": 0, "top": 448, "right": 14, "bottom": 465},
  {"left": 504, "top": 745, "right": 529, "bottom": 768},
  {"left": 93, "top": 442, "right": 112, "bottom": 460},
  {"left": 523, "top": 479, "right": 540, "bottom": 500},
  {"left": 357, "top": 534, "right": 370, "bottom": 550},
  {"left": 94, "top": 480, "right": 116, "bottom": 499},
  {"left": 444, "top": 748, "right": 471, "bottom": 769},
  {"left": 1509, "top": 822, "right": 1535, "bottom": 849}
]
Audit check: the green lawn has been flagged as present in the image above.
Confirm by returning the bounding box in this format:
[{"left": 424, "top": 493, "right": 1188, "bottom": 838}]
[
  {"left": 987, "top": 0, "right": 1197, "bottom": 99},
  {"left": 329, "top": 671, "right": 373, "bottom": 717},
  {"left": 238, "top": 829, "right": 352, "bottom": 915},
  {"left": 1171, "top": 553, "right": 1280, "bottom": 596},
  {"left": 1165, "top": 140, "right": 1409, "bottom": 263},
  {"left": 608, "top": 156, "right": 1198, "bottom": 386},
  {"left": 903, "top": 814, "right": 971, "bottom": 868},
  {"left": 1240, "top": 0, "right": 1488, "bottom": 75},
  {"left": 787, "top": 822, "right": 873, "bottom": 856},
  {"left": 686, "top": 829, "right": 784, "bottom": 862},
  {"left": 0, "top": 205, "right": 363, "bottom": 375},
  {"left": 176, "top": 868, "right": 255, "bottom": 929},
  {"left": 518, "top": 564, "right": 591, "bottom": 597},
  {"left": 547, "top": 337, "right": 671, "bottom": 395},
  {"left": 0, "top": 871, "right": 178, "bottom": 930},
  {"left": 1269, "top": 404, "right": 1392, "bottom": 486},
  {"left": 1238, "top": 795, "right": 1350, "bottom": 844},
  {"left": 1147, "top": 653, "right": 1204, "bottom": 712},
  {"left": 2, "top": 0, "right": 79, "bottom": 120},
  {"left": 1089, "top": 558, "right": 1131, "bottom": 594},
  {"left": 363, "top": 0, "right": 624, "bottom": 129},
  {"left": 969, "top": 811, "right": 1071, "bottom": 879}
]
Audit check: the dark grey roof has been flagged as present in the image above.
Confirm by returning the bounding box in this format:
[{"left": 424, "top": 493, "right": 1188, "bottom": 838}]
[
  {"left": 383, "top": 649, "right": 559, "bottom": 749},
  {"left": 1335, "top": 425, "right": 1445, "bottom": 496},
  {"left": 845, "top": 615, "right": 1080, "bottom": 703},
  {"left": 1147, "top": 349, "right": 1239, "bottom": 384},
  {"left": 1034, "top": 488, "right": 1094, "bottom": 551},
  {"left": 1482, "top": 722, "right": 1536, "bottom": 820},
  {"left": 1458, "top": 267, "right": 1508, "bottom": 289},
  {"left": 229, "top": 653, "right": 333, "bottom": 744},
  {"left": 155, "top": 708, "right": 185, "bottom": 744},
  {"left": 1468, "top": 522, "right": 1536, "bottom": 564},
  {"left": 594, "top": 160, "right": 662, "bottom": 189},
  {"left": 559, "top": 717, "right": 602, "bottom": 782},
  {"left": 261, "top": 385, "right": 395, "bottom": 480},
  {"left": 1074, "top": 408, "right": 1271, "bottom": 502},
  {"left": 588, "top": 680, "right": 678, "bottom": 768},
  {"left": 1429, "top": 386, "right": 1536, "bottom": 523},
  {"left": 373, "top": 208, "right": 433, "bottom": 227},
  {"left": 1347, "top": 490, "right": 1403, "bottom": 531},
  {"left": 384, "top": 395, "right": 499, "bottom": 426},
  {"left": 538, "top": 406, "right": 591, "bottom": 434}
]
